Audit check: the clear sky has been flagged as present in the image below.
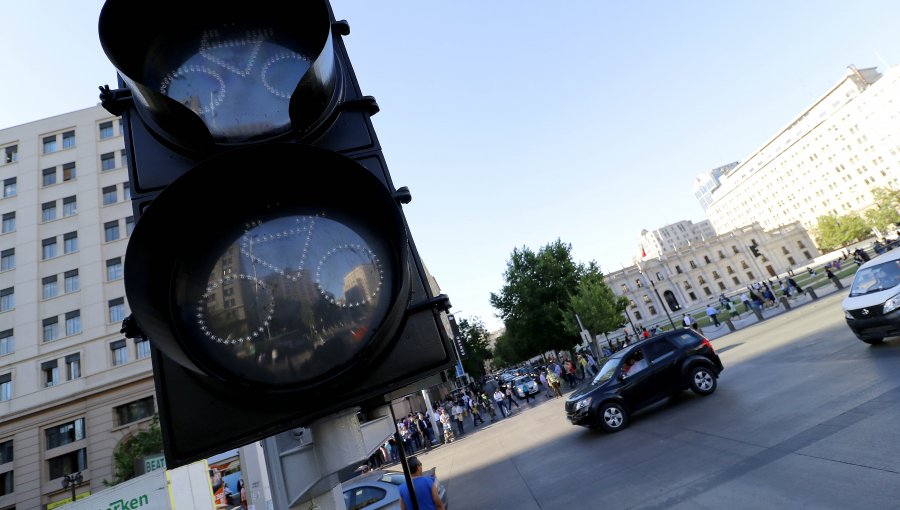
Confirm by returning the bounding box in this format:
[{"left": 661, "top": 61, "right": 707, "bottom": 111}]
[{"left": 2, "top": 1, "right": 900, "bottom": 331}]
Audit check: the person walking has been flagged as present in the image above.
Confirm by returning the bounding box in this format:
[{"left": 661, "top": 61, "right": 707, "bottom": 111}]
[
  {"left": 504, "top": 384, "right": 521, "bottom": 413},
  {"left": 546, "top": 370, "right": 563, "bottom": 398},
  {"left": 397, "top": 456, "right": 446, "bottom": 510},
  {"left": 493, "top": 388, "right": 508, "bottom": 417},
  {"left": 451, "top": 401, "right": 465, "bottom": 436},
  {"left": 706, "top": 304, "right": 721, "bottom": 327}
]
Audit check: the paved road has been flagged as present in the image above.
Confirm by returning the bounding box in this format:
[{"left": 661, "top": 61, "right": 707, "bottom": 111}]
[{"left": 404, "top": 290, "right": 900, "bottom": 509}]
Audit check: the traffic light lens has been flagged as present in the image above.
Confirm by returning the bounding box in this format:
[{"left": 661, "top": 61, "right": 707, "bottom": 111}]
[
  {"left": 182, "top": 213, "right": 393, "bottom": 387},
  {"left": 152, "top": 28, "right": 313, "bottom": 142}
]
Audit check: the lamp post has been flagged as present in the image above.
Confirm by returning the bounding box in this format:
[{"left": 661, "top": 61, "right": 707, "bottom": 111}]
[
  {"left": 62, "top": 471, "right": 82, "bottom": 503},
  {"left": 636, "top": 262, "right": 677, "bottom": 330}
]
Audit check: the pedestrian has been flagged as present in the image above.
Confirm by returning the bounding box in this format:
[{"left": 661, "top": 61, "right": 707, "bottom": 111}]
[
  {"left": 439, "top": 408, "right": 454, "bottom": 443},
  {"left": 787, "top": 276, "right": 803, "bottom": 294},
  {"left": 546, "top": 370, "right": 563, "bottom": 398},
  {"left": 451, "top": 401, "right": 465, "bottom": 436},
  {"left": 504, "top": 384, "right": 521, "bottom": 412},
  {"left": 726, "top": 299, "right": 738, "bottom": 318},
  {"left": 586, "top": 353, "right": 598, "bottom": 376},
  {"left": 471, "top": 398, "right": 485, "bottom": 426},
  {"left": 539, "top": 371, "right": 551, "bottom": 398},
  {"left": 397, "top": 456, "right": 446, "bottom": 510},
  {"left": 493, "top": 389, "right": 508, "bottom": 417},
  {"left": 683, "top": 313, "right": 694, "bottom": 328},
  {"left": 706, "top": 304, "right": 720, "bottom": 327}
]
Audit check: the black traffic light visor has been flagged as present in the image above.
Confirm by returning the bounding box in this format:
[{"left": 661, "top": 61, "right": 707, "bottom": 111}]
[
  {"left": 124, "top": 144, "right": 410, "bottom": 391},
  {"left": 99, "top": 0, "right": 340, "bottom": 149}
]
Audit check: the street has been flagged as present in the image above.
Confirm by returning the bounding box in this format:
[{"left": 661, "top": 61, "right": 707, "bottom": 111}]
[{"left": 409, "top": 289, "right": 900, "bottom": 509}]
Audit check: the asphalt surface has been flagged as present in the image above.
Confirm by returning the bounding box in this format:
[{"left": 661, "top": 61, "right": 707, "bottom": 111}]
[{"left": 395, "top": 288, "right": 900, "bottom": 510}]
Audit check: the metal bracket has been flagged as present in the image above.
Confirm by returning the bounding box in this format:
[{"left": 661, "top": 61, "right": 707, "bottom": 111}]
[
  {"left": 332, "top": 20, "right": 350, "bottom": 37},
  {"left": 340, "top": 95, "right": 380, "bottom": 116},
  {"left": 408, "top": 294, "right": 452, "bottom": 314},
  {"left": 393, "top": 186, "right": 412, "bottom": 205},
  {"left": 120, "top": 314, "right": 146, "bottom": 340},
  {"left": 98, "top": 85, "right": 133, "bottom": 116}
]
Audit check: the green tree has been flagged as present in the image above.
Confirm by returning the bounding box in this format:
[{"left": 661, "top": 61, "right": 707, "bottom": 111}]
[
  {"left": 565, "top": 263, "right": 628, "bottom": 348},
  {"left": 106, "top": 414, "right": 164, "bottom": 486},
  {"left": 864, "top": 187, "right": 900, "bottom": 233},
  {"left": 490, "top": 239, "right": 583, "bottom": 360},
  {"left": 491, "top": 332, "right": 521, "bottom": 367},
  {"left": 457, "top": 316, "right": 492, "bottom": 378},
  {"left": 815, "top": 214, "right": 871, "bottom": 251}
]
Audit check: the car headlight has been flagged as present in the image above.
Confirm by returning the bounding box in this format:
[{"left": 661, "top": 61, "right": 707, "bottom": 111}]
[
  {"left": 884, "top": 293, "right": 900, "bottom": 314},
  {"left": 844, "top": 310, "right": 854, "bottom": 320},
  {"left": 575, "top": 397, "right": 592, "bottom": 411}
]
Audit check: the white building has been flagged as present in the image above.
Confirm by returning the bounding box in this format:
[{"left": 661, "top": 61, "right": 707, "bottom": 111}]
[
  {"left": 638, "top": 219, "right": 716, "bottom": 260},
  {"left": 0, "top": 105, "right": 159, "bottom": 509},
  {"left": 610, "top": 222, "right": 818, "bottom": 329},
  {"left": 705, "top": 65, "right": 900, "bottom": 236}
]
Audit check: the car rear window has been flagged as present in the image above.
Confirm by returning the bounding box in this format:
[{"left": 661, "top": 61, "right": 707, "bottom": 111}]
[{"left": 670, "top": 331, "right": 701, "bottom": 348}]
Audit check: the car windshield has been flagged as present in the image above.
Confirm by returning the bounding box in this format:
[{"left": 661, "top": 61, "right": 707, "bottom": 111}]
[
  {"left": 592, "top": 353, "right": 624, "bottom": 385},
  {"left": 515, "top": 376, "right": 532, "bottom": 385},
  {"left": 849, "top": 259, "right": 900, "bottom": 296}
]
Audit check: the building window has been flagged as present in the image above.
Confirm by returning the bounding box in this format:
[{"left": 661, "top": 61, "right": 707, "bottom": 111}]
[
  {"left": 675, "top": 265, "right": 682, "bottom": 274},
  {"left": 63, "top": 231, "right": 78, "bottom": 254},
  {"left": 42, "top": 275, "right": 59, "bottom": 299},
  {"left": 797, "top": 240, "right": 806, "bottom": 249},
  {"left": 102, "top": 185, "right": 118, "bottom": 205},
  {"left": 64, "top": 269, "right": 80, "bottom": 293},
  {"left": 0, "top": 288, "right": 13, "bottom": 312},
  {"left": 0, "top": 212, "right": 13, "bottom": 234},
  {"left": 42, "top": 360, "right": 59, "bottom": 387},
  {"left": 732, "top": 277, "right": 740, "bottom": 285},
  {"left": 787, "top": 256, "right": 796, "bottom": 266},
  {"left": 48, "top": 448, "right": 88, "bottom": 480},
  {"left": 109, "top": 297, "right": 126, "bottom": 324},
  {"left": 42, "top": 237, "right": 58, "bottom": 259},
  {"left": 703, "top": 255, "right": 711, "bottom": 264},
  {"left": 683, "top": 281, "right": 692, "bottom": 290},
  {"left": 62, "top": 130, "right": 76, "bottom": 149},
  {"left": 2, "top": 177, "right": 15, "bottom": 197},
  {"left": 718, "top": 250, "right": 726, "bottom": 259},
  {"left": 746, "top": 272, "right": 755, "bottom": 280},
  {"left": 726, "top": 265, "right": 735, "bottom": 274},
  {"left": 111, "top": 339, "right": 128, "bottom": 366},
  {"left": 136, "top": 338, "right": 151, "bottom": 360},
  {"left": 66, "top": 353, "right": 81, "bottom": 380},
  {"left": 63, "top": 195, "right": 77, "bottom": 216},
  {"left": 106, "top": 257, "right": 123, "bottom": 281},
  {"left": 65, "top": 310, "right": 81, "bottom": 336},
  {"left": 741, "top": 261, "right": 749, "bottom": 270},
  {"left": 697, "top": 276, "right": 706, "bottom": 285},
  {"left": 0, "top": 329, "right": 12, "bottom": 356},
  {"left": 43, "top": 167, "right": 57, "bottom": 186},
  {"left": 703, "top": 287, "right": 712, "bottom": 296},
  {"left": 3, "top": 145, "right": 16, "bottom": 164},
  {"left": 43, "top": 317, "right": 59, "bottom": 342},
  {"left": 803, "top": 251, "right": 812, "bottom": 260},
  {"left": 99, "top": 121, "right": 114, "bottom": 139},
  {"left": 125, "top": 216, "right": 135, "bottom": 237},
  {"left": 43, "top": 135, "right": 57, "bottom": 154},
  {"left": 46, "top": 418, "right": 86, "bottom": 450},
  {"left": 0, "top": 249, "right": 13, "bottom": 272},
  {"left": 717, "top": 282, "right": 726, "bottom": 291},
  {"left": 732, "top": 245, "right": 739, "bottom": 254},
  {"left": 642, "top": 295, "right": 651, "bottom": 304},
  {"left": 0, "top": 374, "right": 10, "bottom": 401},
  {"left": 105, "top": 220, "right": 120, "bottom": 242},
  {"left": 0, "top": 470, "right": 12, "bottom": 497},
  {"left": 0, "top": 439, "right": 11, "bottom": 464},
  {"left": 635, "top": 279, "right": 643, "bottom": 288},
  {"left": 648, "top": 305, "right": 657, "bottom": 315},
  {"left": 42, "top": 201, "right": 57, "bottom": 222},
  {"left": 712, "top": 271, "right": 720, "bottom": 279},
  {"left": 620, "top": 284, "right": 628, "bottom": 293},
  {"left": 689, "top": 260, "right": 698, "bottom": 269},
  {"left": 62, "top": 162, "right": 76, "bottom": 181},
  {"left": 115, "top": 396, "right": 155, "bottom": 426},
  {"left": 101, "top": 152, "right": 116, "bottom": 171},
  {"left": 634, "top": 311, "right": 643, "bottom": 320},
  {"left": 123, "top": 181, "right": 131, "bottom": 200}
]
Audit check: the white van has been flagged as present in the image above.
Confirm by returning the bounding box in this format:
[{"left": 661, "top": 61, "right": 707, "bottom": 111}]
[{"left": 842, "top": 249, "right": 900, "bottom": 344}]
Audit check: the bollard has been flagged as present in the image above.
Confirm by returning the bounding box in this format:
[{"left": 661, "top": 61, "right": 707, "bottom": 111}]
[
  {"left": 831, "top": 276, "right": 844, "bottom": 290},
  {"left": 724, "top": 319, "right": 736, "bottom": 332},
  {"left": 779, "top": 296, "right": 792, "bottom": 310},
  {"left": 752, "top": 307, "right": 764, "bottom": 321},
  {"left": 806, "top": 288, "right": 818, "bottom": 300}
]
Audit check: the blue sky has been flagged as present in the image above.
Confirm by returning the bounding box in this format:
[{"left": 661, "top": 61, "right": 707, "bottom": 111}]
[{"left": 2, "top": 1, "right": 900, "bottom": 331}]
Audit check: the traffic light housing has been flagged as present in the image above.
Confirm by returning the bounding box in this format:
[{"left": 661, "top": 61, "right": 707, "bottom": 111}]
[{"left": 98, "top": 0, "right": 455, "bottom": 467}]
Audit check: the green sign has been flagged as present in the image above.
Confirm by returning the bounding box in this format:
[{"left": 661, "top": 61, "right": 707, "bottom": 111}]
[{"left": 143, "top": 454, "right": 166, "bottom": 473}]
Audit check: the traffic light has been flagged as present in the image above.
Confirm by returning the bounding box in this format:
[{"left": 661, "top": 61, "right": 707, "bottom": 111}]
[
  {"left": 750, "top": 242, "right": 761, "bottom": 258},
  {"left": 98, "top": 0, "right": 455, "bottom": 467}
]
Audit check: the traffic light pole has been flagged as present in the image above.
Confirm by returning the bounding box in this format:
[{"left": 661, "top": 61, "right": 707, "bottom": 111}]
[{"left": 389, "top": 405, "right": 421, "bottom": 510}]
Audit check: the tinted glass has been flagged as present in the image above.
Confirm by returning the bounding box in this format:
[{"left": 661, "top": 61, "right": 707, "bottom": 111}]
[{"left": 850, "top": 259, "right": 900, "bottom": 296}]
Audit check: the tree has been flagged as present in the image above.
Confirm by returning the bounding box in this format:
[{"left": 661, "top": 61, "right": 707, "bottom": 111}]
[
  {"left": 490, "top": 239, "right": 583, "bottom": 360},
  {"left": 457, "top": 316, "right": 492, "bottom": 378},
  {"left": 815, "top": 214, "right": 871, "bottom": 251},
  {"left": 864, "top": 187, "right": 900, "bottom": 233},
  {"left": 106, "top": 414, "right": 164, "bottom": 486},
  {"left": 566, "top": 263, "right": 629, "bottom": 348},
  {"left": 491, "top": 333, "right": 521, "bottom": 367}
]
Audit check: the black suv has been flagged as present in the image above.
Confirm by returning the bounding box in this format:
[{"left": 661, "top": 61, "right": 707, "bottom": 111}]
[{"left": 565, "top": 328, "right": 724, "bottom": 432}]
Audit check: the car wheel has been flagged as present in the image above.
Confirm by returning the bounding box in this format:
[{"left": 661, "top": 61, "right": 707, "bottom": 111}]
[
  {"left": 688, "top": 365, "right": 717, "bottom": 395},
  {"left": 597, "top": 402, "right": 628, "bottom": 432},
  {"left": 859, "top": 337, "right": 884, "bottom": 345}
]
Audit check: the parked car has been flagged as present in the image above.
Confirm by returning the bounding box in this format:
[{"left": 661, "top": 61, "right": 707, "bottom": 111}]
[
  {"left": 843, "top": 249, "right": 900, "bottom": 344},
  {"left": 511, "top": 375, "right": 539, "bottom": 398},
  {"left": 342, "top": 468, "right": 447, "bottom": 510},
  {"left": 565, "top": 328, "right": 724, "bottom": 432}
]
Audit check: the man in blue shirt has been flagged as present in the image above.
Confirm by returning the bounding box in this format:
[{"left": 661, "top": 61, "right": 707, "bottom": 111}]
[{"left": 399, "top": 456, "right": 445, "bottom": 510}]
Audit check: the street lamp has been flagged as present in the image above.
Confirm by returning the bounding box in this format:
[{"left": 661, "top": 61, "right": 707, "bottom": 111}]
[
  {"left": 636, "top": 262, "right": 677, "bottom": 330},
  {"left": 62, "top": 471, "right": 82, "bottom": 503}
]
